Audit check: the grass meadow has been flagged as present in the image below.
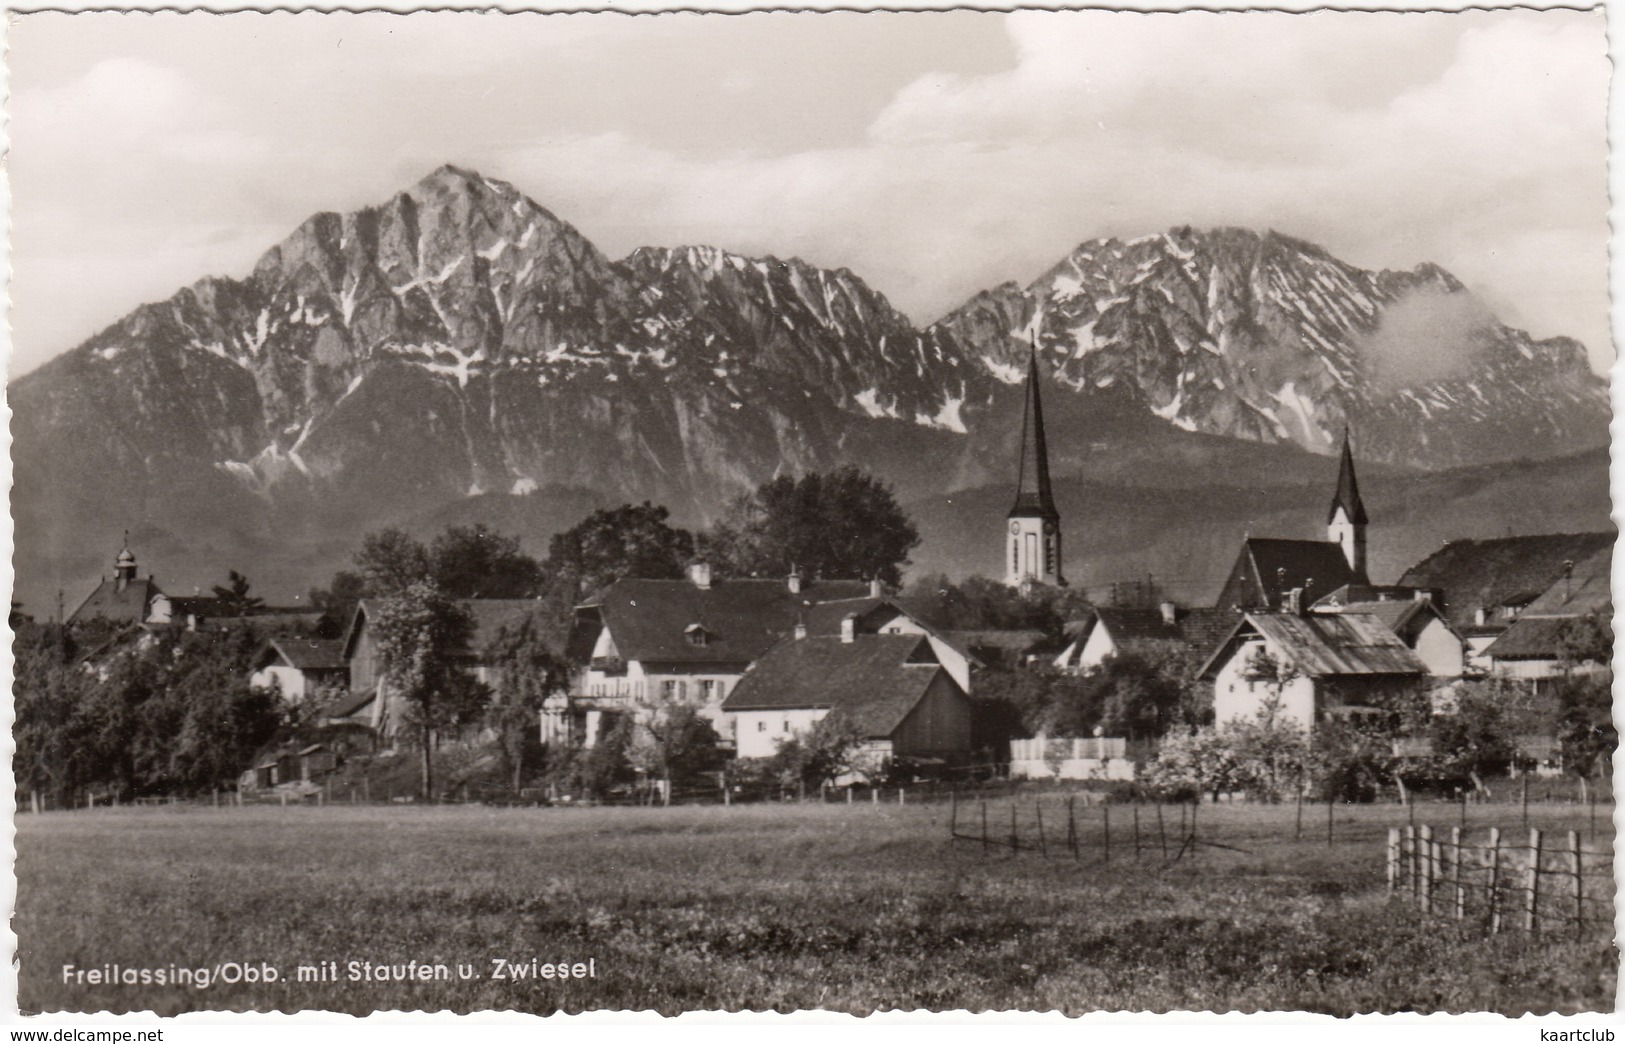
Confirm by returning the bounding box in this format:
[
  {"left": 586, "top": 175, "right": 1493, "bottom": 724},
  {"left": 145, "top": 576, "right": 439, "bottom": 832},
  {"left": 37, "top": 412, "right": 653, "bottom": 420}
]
[{"left": 15, "top": 796, "right": 1617, "bottom": 1016}]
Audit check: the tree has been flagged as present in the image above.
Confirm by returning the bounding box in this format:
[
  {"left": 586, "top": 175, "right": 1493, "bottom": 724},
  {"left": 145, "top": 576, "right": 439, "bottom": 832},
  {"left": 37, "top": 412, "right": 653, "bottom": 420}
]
[
  {"left": 764, "top": 711, "right": 871, "bottom": 789},
  {"left": 901, "top": 572, "right": 1092, "bottom": 636},
  {"left": 1428, "top": 676, "right": 1533, "bottom": 783},
  {"left": 210, "top": 570, "right": 264, "bottom": 616},
  {"left": 430, "top": 524, "right": 545, "bottom": 599},
  {"left": 370, "top": 582, "right": 489, "bottom": 800},
  {"left": 354, "top": 529, "right": 433, "bottom": 597},
  {"left": 486, "top": 612, "right": 571, "bottom": 792},
  {"left": 628, "top": 705, "right": 725, "bottom": 804},
  {"left": 309, "top": 570, "right": 366, "bottom": 623},
  {"left": 544, "top": 503, "right": 694, "bottom": 600},
  {"left": 711, "top": 467, "right": 920, "bottom": 585}
]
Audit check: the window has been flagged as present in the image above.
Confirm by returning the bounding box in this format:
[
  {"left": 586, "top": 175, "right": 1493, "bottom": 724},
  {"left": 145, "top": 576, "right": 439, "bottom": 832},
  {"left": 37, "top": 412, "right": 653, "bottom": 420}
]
[
  {"left": 701, "top": 679, "right": 718, "bottom": 702},
  {"left": 757, "top": 721, "right": 766, "bottom": 733},
  {"left": 685, "top": 623, "right": 710, "bottom": 647},
  {"left": 783, "top": 719, "right": 791, "bottom": 732},
  {"left": 662, "top": 680, "right": 684, "bottom": 701}
]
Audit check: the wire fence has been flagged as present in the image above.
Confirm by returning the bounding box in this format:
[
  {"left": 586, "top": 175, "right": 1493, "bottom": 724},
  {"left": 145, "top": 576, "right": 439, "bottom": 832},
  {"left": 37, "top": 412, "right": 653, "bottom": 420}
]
[{"left": 1387, "top": 825, "right": 1614, "bottom": 937}]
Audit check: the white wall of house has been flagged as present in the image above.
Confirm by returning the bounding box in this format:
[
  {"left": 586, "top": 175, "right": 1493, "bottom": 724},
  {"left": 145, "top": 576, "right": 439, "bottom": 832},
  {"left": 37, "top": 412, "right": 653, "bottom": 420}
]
[
  {"left": 733, "top": 707, "right": 830, "bottom": 759},
  {"left": 249, "top": 664, "right": 307, "bottom": 702},
  {"left": 1212, "top": 639, "right": 1318, "bottom": 728},
  {"left": 1412, "top": 618, "right": 1465, "bottom": 677},
  {"left": 871, "top": 611, "right": 972, "bottom": 693}
]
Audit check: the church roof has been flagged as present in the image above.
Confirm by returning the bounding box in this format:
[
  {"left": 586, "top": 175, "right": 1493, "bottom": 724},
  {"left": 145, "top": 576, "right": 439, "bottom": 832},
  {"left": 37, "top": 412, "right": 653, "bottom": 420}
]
[
  {"left": 1010, "top": 346, "right": 1057, "bottom": 519},
  {"left": 1220, "top": 538, "right": 1360, "bottom": 611},
  {"left": 69, "top": 577, "right": 163, "bottom": 626},
  {"left": 1327, "top": 433, "right": 1368, "bottom": 525}
]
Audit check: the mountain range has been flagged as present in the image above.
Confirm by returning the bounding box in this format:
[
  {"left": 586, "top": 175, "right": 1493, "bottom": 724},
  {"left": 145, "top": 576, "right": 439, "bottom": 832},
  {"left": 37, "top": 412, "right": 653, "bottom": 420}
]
[{"left": 12, "top": 166, "right": 1610, "bottom": 613}]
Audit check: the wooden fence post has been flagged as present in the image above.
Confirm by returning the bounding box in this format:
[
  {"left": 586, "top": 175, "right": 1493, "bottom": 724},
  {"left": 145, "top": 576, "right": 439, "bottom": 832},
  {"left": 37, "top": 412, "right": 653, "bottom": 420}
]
[
  {"left": 1487, "top": 827, "right": 1503, "bottom": 935},
  {"left": 1419, "top": 825, "right": 1434, "bottom": 914},
  {"left": 1451, "top": 826, "right": 1465, "bottom": 920},
  {"left": 1326, "top": 796, "right": 1335, "bottom": 848},
  {"left": 1035, "top": 802, "right": 1048, "bottom": 858},
  {"left": 980, "top": 799, "right": 989, "bottom": 855},
  {"left": 1133, "top": 804, "right": 1142, "bottom": 862},
  {"left": 1103, "top": 802, "right": 1111, "bottom": 864},
  {"left": 899, "top": 788, "right": 905, "bottom": 807},
  {"left": 1521, "top": 774, "right": 1530, "bottom": 829},
  {"left": 1067, "top": 797, "right": 1079, "bottom": 862},
  {"left": 1524, "top": 827, "right": 1542, "bottom": 932},
  {"left": 1009, "top": 802, "right": 1018, "bottom": 855},
  {"left": 1156, "top": 800, "right": 1168, "bottom": 859},
  {"left": 949, "top": 789, "right": 958, "bottom": 838},
  {"left": 1295, "top": 782, "right": 1304, "bottom": 840},
  {"left": 1568, "top": 830, "right": 1582, "bottom": 938},
  {"left": 1387, "top": 827, "right": 1399, "bottom": 894}
]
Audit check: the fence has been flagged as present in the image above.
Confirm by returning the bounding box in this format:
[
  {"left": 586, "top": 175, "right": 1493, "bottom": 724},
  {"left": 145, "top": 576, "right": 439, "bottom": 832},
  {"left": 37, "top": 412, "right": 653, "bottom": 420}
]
[
  {"left": 947, "top": 792, "right": 1237, "bottom": 864},
  {"left": 1387, "top": 825, "right": 1613, "bottom": 936}
]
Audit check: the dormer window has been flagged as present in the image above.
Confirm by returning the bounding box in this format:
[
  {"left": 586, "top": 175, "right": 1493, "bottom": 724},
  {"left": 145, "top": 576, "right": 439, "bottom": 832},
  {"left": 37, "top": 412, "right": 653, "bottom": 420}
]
[{"left": 684, "top": 623, "right": 711, "bottom": 647}]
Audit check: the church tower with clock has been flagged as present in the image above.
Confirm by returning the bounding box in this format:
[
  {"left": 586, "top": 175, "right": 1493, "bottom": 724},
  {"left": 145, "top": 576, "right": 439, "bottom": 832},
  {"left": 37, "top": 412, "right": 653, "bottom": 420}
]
[{"left": 1006, "top": 345, "right": 1066, "bottom": 589}]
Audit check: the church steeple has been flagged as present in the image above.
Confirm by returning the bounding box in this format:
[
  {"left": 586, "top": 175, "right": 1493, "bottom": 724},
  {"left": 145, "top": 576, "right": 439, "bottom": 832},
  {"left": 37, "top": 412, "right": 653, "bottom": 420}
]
[
  {"left": 1327, "top": 430, "right": 1368, "bottom": 578},
  {"left": 113, "top": 533, "right": 138, "bottom": 593},
  {"left": 1006, "top": 343, "right": 1065, "bottom": 588}
]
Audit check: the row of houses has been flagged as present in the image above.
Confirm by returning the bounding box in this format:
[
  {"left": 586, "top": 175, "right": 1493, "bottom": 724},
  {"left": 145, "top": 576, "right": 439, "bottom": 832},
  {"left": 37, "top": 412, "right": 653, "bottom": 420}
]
[{"left": 66, "top": 353, "right": 1613, "bottom": 783}]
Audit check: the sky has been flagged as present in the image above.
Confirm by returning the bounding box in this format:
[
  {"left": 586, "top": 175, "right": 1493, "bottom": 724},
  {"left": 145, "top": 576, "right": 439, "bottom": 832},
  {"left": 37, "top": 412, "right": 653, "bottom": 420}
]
[{"left": 6, "top": 7, "right": 1613, "bottom": 378}]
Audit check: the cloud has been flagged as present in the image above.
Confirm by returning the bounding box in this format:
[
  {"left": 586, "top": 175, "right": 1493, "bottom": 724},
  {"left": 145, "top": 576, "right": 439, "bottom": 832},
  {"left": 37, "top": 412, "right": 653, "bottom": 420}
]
[{"left": 1358, "top": 289, "right": 1496, "bottom": 390}]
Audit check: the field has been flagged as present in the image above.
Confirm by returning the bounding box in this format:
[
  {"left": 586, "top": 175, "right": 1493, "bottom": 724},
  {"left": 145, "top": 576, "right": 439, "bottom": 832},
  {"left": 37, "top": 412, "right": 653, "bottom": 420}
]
[{"left": 15, "top": 797, "right": 1617, "bottom": 1016}]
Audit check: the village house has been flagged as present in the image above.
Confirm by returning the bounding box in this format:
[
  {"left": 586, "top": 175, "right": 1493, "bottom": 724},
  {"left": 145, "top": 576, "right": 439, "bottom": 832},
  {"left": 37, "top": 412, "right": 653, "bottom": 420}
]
[
  {"left": 248, "top": 638, "right": 349, "bottom": 703},
  {"left": 1396, "top": 531, "right": 1613, "bottom": 670},
  {"left": 342, "top": 597, "right": 548, "bottom": 740},
  {"left": 67, "top": 543, "right": 165, "bottom": 626},
  {"left": 1199, "top": 609, "right": 1428, "bottom": 732},
  {"left": 1053, "top": 601, "right": 1240, "bottom": 674},
  {"left": 548, "top": 564, "right": 970, "bottom": 748},
  {"left": 1483, "top": 546, "right": 1611, "bottom": 686},
  {"left": 1309, "top": 587, "right": 1466, "bottom": 678},
  {"left": 720, "top": 618, "right": 973, "bottom": 775}
]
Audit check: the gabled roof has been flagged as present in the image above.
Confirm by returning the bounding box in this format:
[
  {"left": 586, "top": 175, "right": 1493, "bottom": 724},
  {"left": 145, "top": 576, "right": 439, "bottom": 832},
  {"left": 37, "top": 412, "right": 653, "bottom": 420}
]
[
  {"left": 258, "top": 638, "right": 348, "bottom": 671},
  {"left": 1059, "top": 606, "right": 1240, "bottom": 669},
  {"left": 69, "top": 577, "right": 162, "bottom": 625},
  {"left": 344, "top": 597, "right": 552, "bottom": 661},
  {"left": 319, "top": 688, "right": 377, "bottom": 720},
  {"left": 1484, "top": 614, "right": 1610, "bottom": 661},
  {"left": 580, "top": 577, "right": 871, "bottom": 666},
  {"left": 1515, "top": 547, "right": 1612, "bottom": 619},
  {"left": 1397, "top": 532, "right": 1614, "bottom": 629},
  {"left": 1200, "top": 612, "right": 1426, "bottom": 679},
  {"left": 1221, "top": 538, "right": 1360, "bottom": 611},
  {"left": 1315, "top": 599, "right": 1457, "bottom": 645},
  {"left": 721, "top": 634, "right": 951, "bottom": 737}
]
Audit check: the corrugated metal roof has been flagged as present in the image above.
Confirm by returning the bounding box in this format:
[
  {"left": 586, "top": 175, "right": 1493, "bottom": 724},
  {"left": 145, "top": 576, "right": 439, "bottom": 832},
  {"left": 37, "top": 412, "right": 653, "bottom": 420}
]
[{"left": 1247, "top": 613, "right": 1426, "bottom": 676}]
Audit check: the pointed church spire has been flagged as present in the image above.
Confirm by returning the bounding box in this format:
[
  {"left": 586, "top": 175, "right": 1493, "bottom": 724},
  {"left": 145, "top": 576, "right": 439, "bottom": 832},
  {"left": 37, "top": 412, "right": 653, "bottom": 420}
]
[
  {"left": 1328, "top": 428, "right": 1368, "bottom": 525},
  {"left": 1011, "top": 343, "right": 1057, "bottom": 519},
  {"left": 1005, "top": 340, "right": 1065, "bottom": 588}
]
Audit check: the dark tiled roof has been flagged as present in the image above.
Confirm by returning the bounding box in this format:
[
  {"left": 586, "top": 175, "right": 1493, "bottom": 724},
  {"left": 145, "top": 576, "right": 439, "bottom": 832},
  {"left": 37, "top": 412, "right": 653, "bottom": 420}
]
[
  {"left": 1516, "top": 547, "right": 1611, "bottom": 618},
  {"left": 265, "top": 638, "right": 348, "bottom": 671},
  {"left": 721, "top": 634, "right": 947, "bottom": 738},
  {"left": 1485, "top": 616, "right": 1604, "bottom": 660},
  {"left": 69, "top": 578, "right": 162, "bottom": 625},
  {"left": 945, "top": 629, "right": 1049, "bottom": 653},
  {"left": 583, "top": 578, "right": 869, "bottom": 666},
  {"left": 320, "top": 689, "right": 377, "bottom": 720},
  {"left": 1080, "top": 606, "right": 1241, "bottom": 661},
  {"left": 348, "top": 597, "right": 552, "bottom": 661},
  {"left": 1200, "top": 612, "right": 1426, "bottom": 679},
  {"left": 1217, "top": 539, "right": 1359, "bottom": 611},
  {"left": 1398, "top": 532, "right": 1614, "bottom": 629}
]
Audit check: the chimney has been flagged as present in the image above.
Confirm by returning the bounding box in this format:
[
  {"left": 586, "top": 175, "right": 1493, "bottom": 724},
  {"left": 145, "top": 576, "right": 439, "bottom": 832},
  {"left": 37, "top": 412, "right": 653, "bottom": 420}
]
[
  {"left": 793, "top": 615, "right": 808, "bottom": 641},
  {"left": 787, "top": 566, "right": 802, "bottom": 596},
  {"left": 1159, "top": 600, "right": 1177, "bottom": 626},
  {"left": 1413, "top": 589, "right": 1432, "bottom": 604},
  {"left": 869, "top": 577, "right": 885, "bottom": 598},
  {"left": 841, "top": 613, "right": 856, "bottom": 644},
  {"left": 687, "top": 561, "right": 712, "bottom": 590},
  {"left": 1284, "top": 587, "right": 1303, "bottom": 616},
  {"left": 1475, "top": 606, "right": 1487, "bottom": 627}
]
